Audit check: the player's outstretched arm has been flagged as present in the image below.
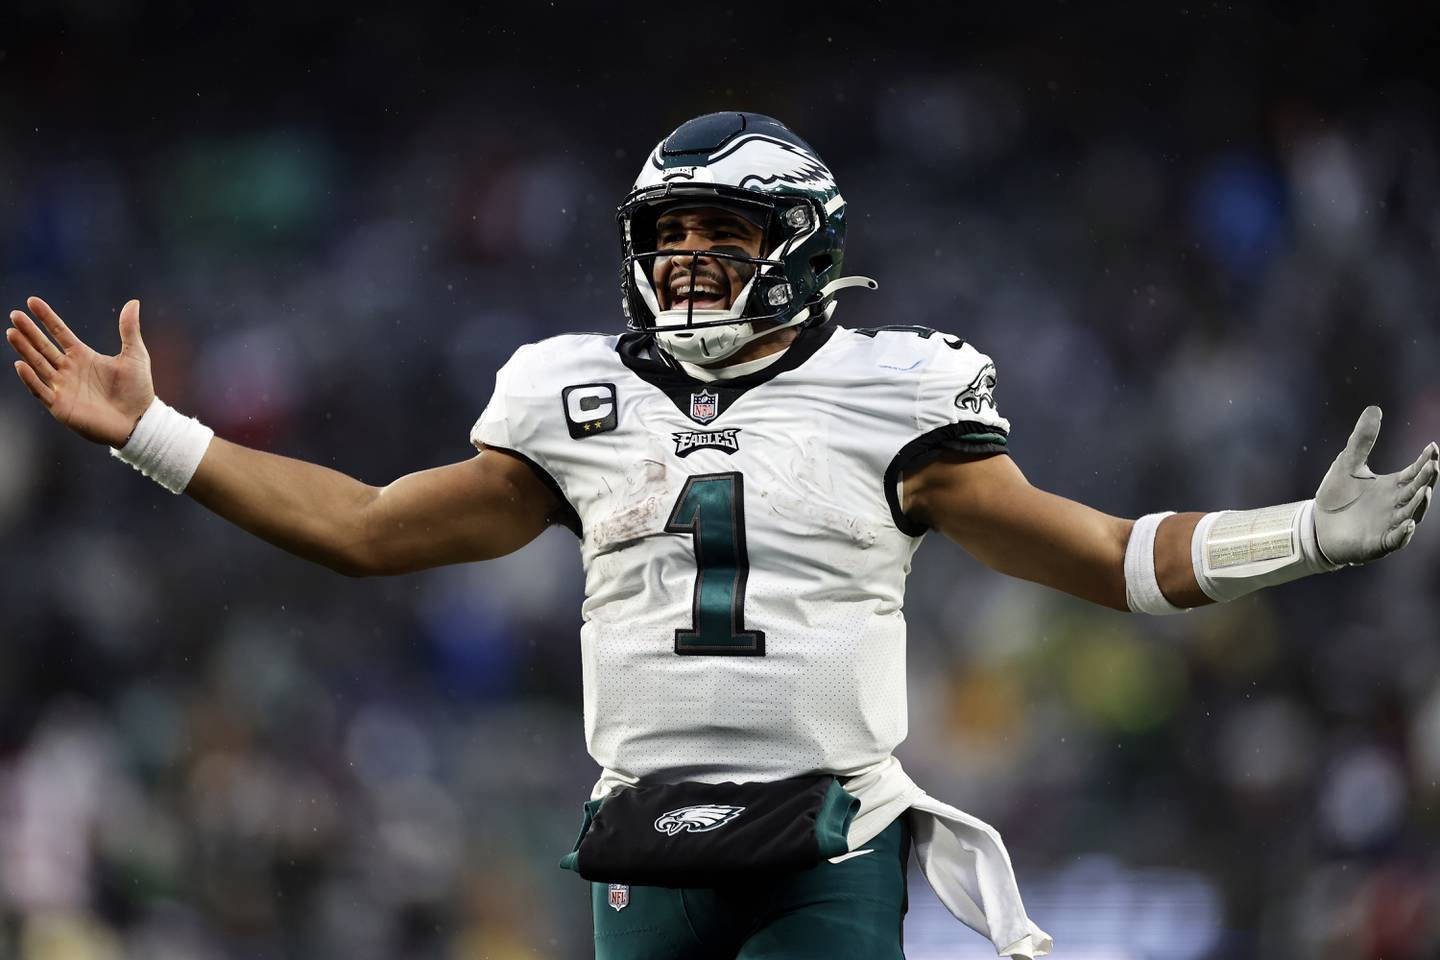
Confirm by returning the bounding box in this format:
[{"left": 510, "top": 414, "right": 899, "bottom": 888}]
[
  {"left": 904, "top": 407, "right": 1437, "bottom": 613},
  {"left": 903, "top": 452, "right": 1140, "bottom": 610},
  {"left": 7, "top": 296, "right": 561, "bottom": 576},
  {"left": 186, "top": 442, "right": 559, "bottom": 575}
]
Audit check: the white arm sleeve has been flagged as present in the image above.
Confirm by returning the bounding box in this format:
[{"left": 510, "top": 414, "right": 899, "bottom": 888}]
[{"left": 1124, "top": 511, "right": 1186, "bottom": 615}]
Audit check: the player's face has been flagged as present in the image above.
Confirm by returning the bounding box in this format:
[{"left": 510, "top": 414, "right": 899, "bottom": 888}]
[{"left": 652, "top": 207, "right": 765, "bottom": 311}]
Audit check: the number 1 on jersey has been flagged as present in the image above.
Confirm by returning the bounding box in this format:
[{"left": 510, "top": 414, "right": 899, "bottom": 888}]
[{"left": 665, "top": 473, "right": 765, "bottom": 656}]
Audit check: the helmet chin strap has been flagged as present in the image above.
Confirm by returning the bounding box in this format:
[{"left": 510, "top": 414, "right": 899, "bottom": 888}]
[
  {"left": 655, "top": 275, "right": 877, "bottom": 366},
  {"left": 657, "top": 315, "right": 799, "bottom": 365}
]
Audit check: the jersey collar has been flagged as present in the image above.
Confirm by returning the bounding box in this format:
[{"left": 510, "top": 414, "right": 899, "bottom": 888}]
[{"left": 617, "top": 322, "right": 837, "bottom": 425}]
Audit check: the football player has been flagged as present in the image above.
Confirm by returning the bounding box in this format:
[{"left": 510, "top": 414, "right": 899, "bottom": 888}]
[{"left": 8, "top": 112, "right": 1437, "bottom": 960}]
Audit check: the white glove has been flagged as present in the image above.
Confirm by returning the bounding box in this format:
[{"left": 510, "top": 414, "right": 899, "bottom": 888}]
[{"left": 1315, "top": 406, "right": 1438, "bottom": 564}]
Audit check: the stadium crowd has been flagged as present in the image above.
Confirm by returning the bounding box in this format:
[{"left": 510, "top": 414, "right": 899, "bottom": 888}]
[{"left": 2, "top": 4, "right": 1437, "bottom": 958}]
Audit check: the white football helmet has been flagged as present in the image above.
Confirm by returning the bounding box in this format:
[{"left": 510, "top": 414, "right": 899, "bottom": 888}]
[{"left": 617, "top": 112, "right": 874, "bottom": 364}]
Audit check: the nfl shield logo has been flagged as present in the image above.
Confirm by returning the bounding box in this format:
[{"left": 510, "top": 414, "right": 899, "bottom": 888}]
[
  {"left": 608, "top": 883, "right": 630, "bottom": 912},
  {"left": 690, "top": 389, "right": 719, "bottom": 424}
]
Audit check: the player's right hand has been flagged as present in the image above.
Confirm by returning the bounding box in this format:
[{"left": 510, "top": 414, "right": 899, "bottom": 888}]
[{"left": 6, "top": 297, "right": 155, "bottom": 448}]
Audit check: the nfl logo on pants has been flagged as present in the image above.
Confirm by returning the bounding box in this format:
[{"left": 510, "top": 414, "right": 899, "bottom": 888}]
[{"left": 608, "top": 883, "right": 629, "bottom": 912}]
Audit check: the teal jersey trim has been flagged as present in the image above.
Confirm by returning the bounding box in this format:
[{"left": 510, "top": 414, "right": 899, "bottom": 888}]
[{"left": 957, "top": 431, "right": 1009, "bottom": 446}]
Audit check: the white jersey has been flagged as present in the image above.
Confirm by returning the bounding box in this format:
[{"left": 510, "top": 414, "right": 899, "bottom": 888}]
[{"left": 470, "top": 322, "right": 1009, "bottom": 784}]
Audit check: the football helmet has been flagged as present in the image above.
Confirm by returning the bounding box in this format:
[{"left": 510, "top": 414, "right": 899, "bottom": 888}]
[{"left": 618, "top": 112, "right": 875, "bottom": 364}]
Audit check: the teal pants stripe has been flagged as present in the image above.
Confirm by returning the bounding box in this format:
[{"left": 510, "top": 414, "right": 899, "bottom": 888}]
[{"left": 591, "top": 817, "right": 909, "bottom": 959}]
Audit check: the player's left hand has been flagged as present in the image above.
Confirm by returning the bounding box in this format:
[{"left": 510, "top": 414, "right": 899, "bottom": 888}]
[{"left": 1314, "top": 406, "right": 1439, "bottom": 564}]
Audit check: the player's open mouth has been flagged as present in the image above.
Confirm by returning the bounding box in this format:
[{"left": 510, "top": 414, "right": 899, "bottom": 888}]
[{"left": 670, "top": 277, "right": 727, "bottom": 310}]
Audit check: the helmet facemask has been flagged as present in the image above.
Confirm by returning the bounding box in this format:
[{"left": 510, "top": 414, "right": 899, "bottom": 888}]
[
  {"left": 620, "top": 187, "right": 829, "bottom": 364},
  {"left": 618, "top": 112, "right": 873, "bottom": 365}
]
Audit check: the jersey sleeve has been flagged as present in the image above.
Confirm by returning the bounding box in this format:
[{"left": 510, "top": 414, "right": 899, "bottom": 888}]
[
  {"left": 885, "top": 336, "right": 1012, "bottom": 536},
  {"left": 913, "top": 339, "right": 1010, "bottom": 450},
  {"left": 469, "top": 343, "right": 583, "bottom": 536},
  {"left": 470, "top": 343, "right": 534, "bottom": 453}
]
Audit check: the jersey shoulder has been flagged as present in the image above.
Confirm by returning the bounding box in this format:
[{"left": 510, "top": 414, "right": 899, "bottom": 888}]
[
  {"left": 830, "top": 324, "right": 1004, "bottom": 427},
  {"left": 831, "top": 323, "right": 988, "bottom": 373},
  {"left": 831, "top": 326, "right": 1010, "bottom": 536},
  {"left": 495, "top": 332, "right": 625, "bottom": 399},
  {"left": 471, "top": 332, "right": 624, "bottom": 458}
]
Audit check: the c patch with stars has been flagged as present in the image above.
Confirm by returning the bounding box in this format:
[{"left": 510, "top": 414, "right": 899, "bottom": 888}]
[{"left": 562, "top": 383, "right": 618, "bottom": 439}]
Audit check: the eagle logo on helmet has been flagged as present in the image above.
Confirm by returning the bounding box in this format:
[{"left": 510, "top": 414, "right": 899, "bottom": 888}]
[
  {"left": 653, "top": 804, "right": 746, "bottom": 835},
  {"left": 637, "top": 134, "right": 837, "bottom": 197}
]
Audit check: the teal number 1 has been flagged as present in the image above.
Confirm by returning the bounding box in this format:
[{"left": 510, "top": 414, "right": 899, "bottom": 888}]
[{"left": 665, "top": 472, "right": 765, "bottom": 656}]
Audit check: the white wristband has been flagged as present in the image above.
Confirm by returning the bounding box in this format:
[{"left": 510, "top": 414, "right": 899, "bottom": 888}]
[
  {"left": 1191, "top": 499, "right": 1341, "bottom": 602},
  {"left": 110, "top": 396, "right": 215, "bottom": 494},
  {"left": 1124, "top": 511, "right": 1186, "bottom": 615}
]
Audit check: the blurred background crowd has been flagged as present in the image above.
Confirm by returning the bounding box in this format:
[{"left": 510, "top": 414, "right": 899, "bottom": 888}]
[{"left": 2, "top": 2, "right": 1438, "bottom": 958}]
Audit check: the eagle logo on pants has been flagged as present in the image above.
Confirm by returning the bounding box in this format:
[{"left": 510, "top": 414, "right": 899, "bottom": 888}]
[{"left": 653, "top": 804, "right": 746, "bottom": 835}]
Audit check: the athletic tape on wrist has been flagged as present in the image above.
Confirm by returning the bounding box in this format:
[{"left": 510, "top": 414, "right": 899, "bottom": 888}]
[
  {"left": 109, "top": 396, "right": 215, "bottom": 494},
  {"left": 1124, "top": 511, "right": 1186, "bottom": 615},
  {"left": 1191, "top": 499, "right": 1340, "bottom": 603}
]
